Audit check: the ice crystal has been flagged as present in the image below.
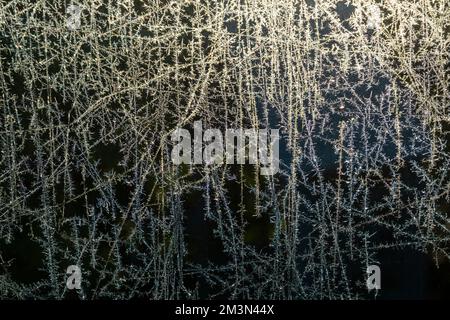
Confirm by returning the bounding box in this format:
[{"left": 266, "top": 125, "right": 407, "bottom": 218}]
[{"left": 0, "top": 0, "right": 449, "bottom": 299}]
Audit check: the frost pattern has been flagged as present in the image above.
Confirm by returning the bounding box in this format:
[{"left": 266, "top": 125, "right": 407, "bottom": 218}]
[{"left": 0, "top": 0, "right": 449, "bottom": 299}]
